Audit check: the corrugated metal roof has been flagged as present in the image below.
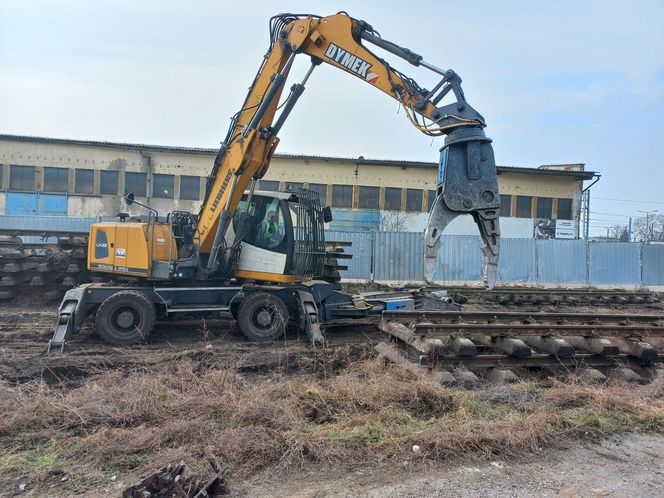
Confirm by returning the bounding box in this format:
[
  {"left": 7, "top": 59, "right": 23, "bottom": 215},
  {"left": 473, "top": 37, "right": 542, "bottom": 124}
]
[{"left": 0, "top": 133, "right": 598, "bottom": 179}]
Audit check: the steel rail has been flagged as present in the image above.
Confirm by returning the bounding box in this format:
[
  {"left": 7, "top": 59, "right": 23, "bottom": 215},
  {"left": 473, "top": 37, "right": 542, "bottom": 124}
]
[
  {"left": 382, "top": 310, "right": 664, "bottom": 324},
  {"left": 411, "top": 323, "right": 664, "bottom": 337},
  {"left": 420, "top": 352, "right": 634, "bottom": 369}
]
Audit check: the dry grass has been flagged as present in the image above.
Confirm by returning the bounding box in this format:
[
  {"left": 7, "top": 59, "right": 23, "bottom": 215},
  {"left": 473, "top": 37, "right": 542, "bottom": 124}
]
[{"left": 1, "top": 359, "right": 663, "bottom": 495}]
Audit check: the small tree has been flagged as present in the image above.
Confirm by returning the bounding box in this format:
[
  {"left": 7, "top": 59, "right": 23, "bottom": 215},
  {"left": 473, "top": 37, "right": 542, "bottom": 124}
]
[
  {"left": 609, "top": 224, "right": 629, "bottom": 241},
  {"left": 633, "top": 214, "right": 664, "bottom": 242},
  {"left": 380, "top": 211, "right": 408, "bottom": 232}
]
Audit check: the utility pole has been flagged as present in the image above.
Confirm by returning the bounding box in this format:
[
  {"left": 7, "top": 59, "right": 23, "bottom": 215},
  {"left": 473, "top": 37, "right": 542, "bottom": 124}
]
[
  {"left": 628, "top": 217, "right": 632, "bottom": 242},
  {"left": 582, "top": 190, "right": 591, "bottom": 239}
]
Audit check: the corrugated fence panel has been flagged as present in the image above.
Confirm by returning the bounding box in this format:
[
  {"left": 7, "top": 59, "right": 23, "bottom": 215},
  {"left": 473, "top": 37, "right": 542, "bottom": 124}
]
[
  {"left": 643, "top": 244, "right": 664, "bottom": 285},
  {"left": 536, "top": 239, "right": 587, "bottom": 284},
  {"left": 326, "top": 230, "right": 373, "bottom": 280},
  {"left": 589, "top": 242, "right": 641, "bottom": 285},
  {"left": 432, "top": 235, "right": 483, "bottom": 283},
  {"left": 374, "top": 231, "right": 423, "bottom": 281},
  {"left": 497, "top": 238, "right": 536, "bottom": 283}
]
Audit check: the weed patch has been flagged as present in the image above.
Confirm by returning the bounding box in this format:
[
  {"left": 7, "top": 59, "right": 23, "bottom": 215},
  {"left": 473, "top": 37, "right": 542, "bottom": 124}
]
[{"left": 1, "top": 358, "right": 662, "bottom": 496}]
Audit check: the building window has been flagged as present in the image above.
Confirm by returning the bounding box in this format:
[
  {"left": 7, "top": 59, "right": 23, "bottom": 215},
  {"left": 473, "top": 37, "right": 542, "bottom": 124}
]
[
  {"left": 536, "top": 197, "right": 553, "bottom": 218},
  {"left": 0, "top": 165, "right": 2, "bottom": 189},
  {"left": 43, "top": 167, "right": 69, "bottom": 193},
  {"left": 100, "top": 171, "right": 119, "bottom": 195},
  {"left": 499, "top": 194, "right": 512, "bottom": 217},
  {"left": 258, "top": 180, "right": 279, "bottom": 191},
  {"left": 180, "top": 175, "right": 200, "bottom": 200},
  {"left": 308, "top": 183, "right": 327, "bottom": 204},
  {"left": 332, "top": 184, "right": 353, "bottom": 208},
  {"left": 428, "top": 190, "right": 437, "bottom": 210},
  {"left": 384, "top": 187, "right": 402, "bottom": 210},
  {"left": 286, "top": 182, "right": 303, "bottom": 192},
  {"left": 557, "top": 198, "right": 573, "bottom": 219},
  {"left": 124, "top": 172, "right": 147, "bottom": 197},
  {"left": 75, "top": 169, "right": 94, "bottom": 194},
  {"left": 406, "top": 189, "right": 423, "bottom": 212},
  {"left": 153, "top": 174, "right": 174, "bottom": 198},
  {"left": 359, "top": 186, "right": 379, "bottom": 209},
  {"left": 10, "top": 165, "right": 36, "bottom": 191},
  {"left": 515, "top": 195, "right": 532, "bottom": 218}
]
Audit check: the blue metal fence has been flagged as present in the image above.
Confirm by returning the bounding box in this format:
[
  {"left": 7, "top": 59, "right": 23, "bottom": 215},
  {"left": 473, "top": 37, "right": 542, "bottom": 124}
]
[
  {"left": 536, "top": 239, "right": 587, "bottom": 284},
  {"left": 589, "top": 242, "right": 641, "bottom": 285},
  {"left": 326, "top": 230, "right": 373, "bottom": 280},
  {"left": 643, "top": 244, "right": 664, "bottom": 286},
  {"left": 2, "top": 216, "right": 663, "bottom": 287},
  {"left": 374, "top": 231, "right": 423, "bottom": 281}
]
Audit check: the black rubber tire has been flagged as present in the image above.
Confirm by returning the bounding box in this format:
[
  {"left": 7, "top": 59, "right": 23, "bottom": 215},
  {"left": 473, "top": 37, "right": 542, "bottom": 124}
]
[
  {"left": 95, "top": 290, "right": 156, "bottom": 345},
  {"left": 237, "top": 292, "right": 289, "bottom": 342}
]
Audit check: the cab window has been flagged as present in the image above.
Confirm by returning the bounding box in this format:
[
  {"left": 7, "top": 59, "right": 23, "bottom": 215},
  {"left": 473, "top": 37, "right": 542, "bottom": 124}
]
[
  {"left": 95, "top": 229, "right": 109, "bottom": 259},
  {"left": 234, "top": 196, "right": 288, "bottom": 253},
  {"left": 256, "top": 199, "right": 285, "bottom": 250}
]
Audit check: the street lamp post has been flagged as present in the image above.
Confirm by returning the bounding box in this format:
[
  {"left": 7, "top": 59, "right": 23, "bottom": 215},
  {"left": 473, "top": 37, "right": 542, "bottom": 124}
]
[{"left": 638, "top": 209, "right": 658, "bottom": 243}]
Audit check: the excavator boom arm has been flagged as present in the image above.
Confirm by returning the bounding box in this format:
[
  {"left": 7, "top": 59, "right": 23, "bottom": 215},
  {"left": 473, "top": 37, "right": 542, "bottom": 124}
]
[{"left": 197, "top": 12, "right": 500, "bottom": 285}]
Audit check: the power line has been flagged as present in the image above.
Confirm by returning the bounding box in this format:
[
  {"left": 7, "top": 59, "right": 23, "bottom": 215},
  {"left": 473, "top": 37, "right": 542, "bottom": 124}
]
[
  {"left": 594, "top": 197, "right": 664, "bottom": 205},
  {"left": 589, "top": 211, "right": 630, "bottom": 218}
]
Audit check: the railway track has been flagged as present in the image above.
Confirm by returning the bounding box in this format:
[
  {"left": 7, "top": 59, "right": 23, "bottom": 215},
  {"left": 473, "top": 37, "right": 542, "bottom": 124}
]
[
  {"left": 377, "top": 309, "right": 663, "bottom": 386},
  {"left": 439, "top": 286, "right": 661, "bottom": 306}
]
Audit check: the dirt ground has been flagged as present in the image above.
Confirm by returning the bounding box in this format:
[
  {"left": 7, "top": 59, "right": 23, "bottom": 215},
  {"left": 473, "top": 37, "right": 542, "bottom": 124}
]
[
  {"left": 241, "top": 433, "right": 664, "bottom": 497},
  {"left": 1, "top": 298, "right": 663, "bottom": 497}
]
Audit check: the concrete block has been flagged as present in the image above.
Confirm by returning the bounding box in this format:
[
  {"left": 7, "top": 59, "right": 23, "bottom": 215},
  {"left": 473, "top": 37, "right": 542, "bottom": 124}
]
[
  {"left": 66, "top": 263, "right": 82, "bottom": 273},
  {"left": 566, "top": 336, "right": 619, "bottom": 356},
  {"left": 29, "top": 276, "right": 45, "bottom": 286},
  {"left": 524, "top": 336, "right": 575, "bottom": 357},
  {"left": 37, "top": 262, "right": 53, "bottom": 272},
  {"left": 61, "top": 276, "right": 77, "bottom": 287},
  {"left": 0, "top": 275, "right": 18, "bottom": 286},
  {"left": 627, "top": 341, "right": 659, "bottom": 364},
  {"left": 21, "top": 261, "right": 40, "bottom": 271},
  {"left": 375, "top": 342, "right": 456, "bottom": 387},
  {"left": 449, "top": 337, "right": 477, "bottom": 356},
  {"left": 453, "top": 370, "right": 481, "bottom": 387},
  {"left": 1, "top": 262, "right": 21, "bottom": 273},
  {"left": 492, "top": 337, "right": 531, "bottom": 357},
  {"left": 486, "top": 368, "right": 519, "bottom": 384},
  {"left": 612, "top": 367, "right": 646, "bottom": 384},
  {"left": 578, "top": 368, "right": 607, "bottom": 383}
]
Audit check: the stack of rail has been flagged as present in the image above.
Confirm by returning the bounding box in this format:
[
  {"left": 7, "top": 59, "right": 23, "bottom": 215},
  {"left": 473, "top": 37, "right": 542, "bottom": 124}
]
[{"left": 377, "top": 310, "right": 663, "bottom": 385}]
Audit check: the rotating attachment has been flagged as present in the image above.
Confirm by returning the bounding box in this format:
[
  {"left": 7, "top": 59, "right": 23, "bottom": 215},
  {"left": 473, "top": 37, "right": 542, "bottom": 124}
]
[{"left": 424, "top": 127, "right": 501, "bottom": 288}]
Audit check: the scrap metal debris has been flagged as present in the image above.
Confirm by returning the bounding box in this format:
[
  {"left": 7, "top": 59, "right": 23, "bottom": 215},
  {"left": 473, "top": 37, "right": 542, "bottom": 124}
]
[{"left": 122, "top": 460, "right": 228, "bottom": 498}]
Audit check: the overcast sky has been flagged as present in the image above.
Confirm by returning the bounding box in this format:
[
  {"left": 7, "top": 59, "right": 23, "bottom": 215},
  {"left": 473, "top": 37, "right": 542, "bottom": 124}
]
[{"left": 1, "top": 1, "right": 663, "bottom": 235}]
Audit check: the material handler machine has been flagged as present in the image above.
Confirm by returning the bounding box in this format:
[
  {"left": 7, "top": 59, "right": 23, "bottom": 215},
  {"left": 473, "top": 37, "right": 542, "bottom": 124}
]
[{"left": 48, "top": 12, "right": 500, "bottom": 352}]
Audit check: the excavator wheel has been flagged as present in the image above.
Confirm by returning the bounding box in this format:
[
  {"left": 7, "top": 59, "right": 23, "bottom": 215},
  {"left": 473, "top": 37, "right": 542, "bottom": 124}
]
[
  {"left": 95, "top": 290, "right": 156, "bottom": 345},
  {"left": 237, "top": 292, "right": 289, "bottom": 342}
]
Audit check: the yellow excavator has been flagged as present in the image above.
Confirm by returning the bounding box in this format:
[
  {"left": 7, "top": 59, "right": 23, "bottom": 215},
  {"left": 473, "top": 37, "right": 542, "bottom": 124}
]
[{"left": 48, "top": 12, "right": 500, "bottom": 352}]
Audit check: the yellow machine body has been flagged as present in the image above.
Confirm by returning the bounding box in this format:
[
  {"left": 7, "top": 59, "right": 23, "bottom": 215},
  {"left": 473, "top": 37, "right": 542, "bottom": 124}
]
[{"left": 88, "top": 222, "right": 177, "bottom": 278}]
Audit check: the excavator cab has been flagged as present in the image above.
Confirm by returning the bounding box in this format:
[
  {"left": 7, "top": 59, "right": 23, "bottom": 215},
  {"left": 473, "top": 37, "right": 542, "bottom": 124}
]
[{"left": 228, "top": 188, "right": 326, "bottom": 283}]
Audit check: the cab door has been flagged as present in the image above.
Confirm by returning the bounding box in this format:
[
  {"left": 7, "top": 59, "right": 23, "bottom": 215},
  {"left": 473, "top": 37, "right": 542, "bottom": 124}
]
[{"left": 88, "top": 224, "right": 115, "bottom": 273}]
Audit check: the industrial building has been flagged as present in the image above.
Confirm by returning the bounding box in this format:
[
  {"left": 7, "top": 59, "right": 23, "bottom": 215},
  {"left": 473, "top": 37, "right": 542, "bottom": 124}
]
[{"left": 0, "top": 134, "right": 597, "bottom": 238}]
